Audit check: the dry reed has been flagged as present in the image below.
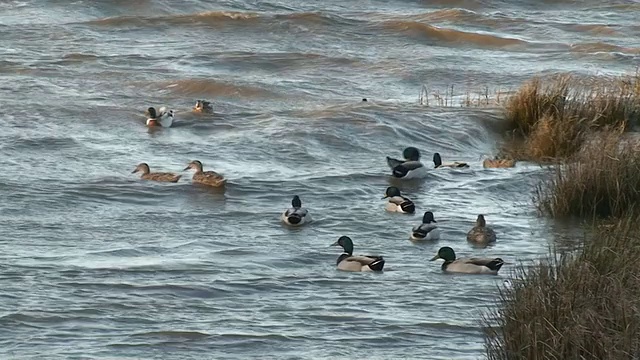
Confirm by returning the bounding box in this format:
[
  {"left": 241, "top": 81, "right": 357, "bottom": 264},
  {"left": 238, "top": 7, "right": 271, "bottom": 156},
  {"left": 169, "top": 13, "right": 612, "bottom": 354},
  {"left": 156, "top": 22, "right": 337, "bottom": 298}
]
[
  {"left": 499, "top": 73, "right": 640, "bottom": 162},
  {"left": 534, "top": 131, "right": 640, "bottom": 219},
  {"left": 484, "top": 216, "right": 640, "bottom": 360}
]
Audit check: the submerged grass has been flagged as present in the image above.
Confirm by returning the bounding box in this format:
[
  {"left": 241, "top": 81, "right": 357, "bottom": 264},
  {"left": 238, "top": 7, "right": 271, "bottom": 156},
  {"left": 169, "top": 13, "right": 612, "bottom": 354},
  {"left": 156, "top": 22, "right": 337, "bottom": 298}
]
[{"left": 498, "top": 73, "right": 640, "bottom": 162}]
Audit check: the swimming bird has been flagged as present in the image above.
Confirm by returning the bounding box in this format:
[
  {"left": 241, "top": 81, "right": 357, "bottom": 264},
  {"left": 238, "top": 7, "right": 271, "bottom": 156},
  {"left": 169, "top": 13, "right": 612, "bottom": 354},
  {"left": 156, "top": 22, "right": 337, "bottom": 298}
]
[
  {"left": 483, "top": 157, "right": 516, "bottom": 168},
  {"left": 193, "top": 100, "right": 213, "bottom": 113},
  {"left": 430, "top": 246, "right": 504, "bottom": 274},
  {"left": 433, "top": 152, "right": 468, "bottom": 169},
  {"left": 382, "top": 186, "right": 415, "bottom": 214},
  {"left": 132, "top": 163, "right": 182, "bottom": 183},
  {"left": 386, "top": 147, "right": 428, "bottom": 179},
  {"left": 467, "top": 214, "right": 497, "bottom": 244},
  {"left": 183, "top": 160, "right": 226, "bottom": 187},
  {"left": 410, "top": 211, "right": 441, "bottom": 241},
  {"left": 145, "top": 106, "right": 174, "bottom": 127},
  {"left": 281, "top": 195, "right": 311, "bottom": 226},
  {"left": 331, "top": 236, "right": 385, "bottom": 272}
]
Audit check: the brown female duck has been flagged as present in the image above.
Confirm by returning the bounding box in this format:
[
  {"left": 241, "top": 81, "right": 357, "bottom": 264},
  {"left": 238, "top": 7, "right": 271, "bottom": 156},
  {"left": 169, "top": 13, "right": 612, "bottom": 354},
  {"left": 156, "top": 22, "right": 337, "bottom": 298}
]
[
  {"left": 132, "top": 163, "right": 182, "bottom": 183},
  {"left": 466, "top": 214, "right": 497, "bottom": 244},
  {"left": 184, "top": 160, "right": 226, "bottom": 187}
]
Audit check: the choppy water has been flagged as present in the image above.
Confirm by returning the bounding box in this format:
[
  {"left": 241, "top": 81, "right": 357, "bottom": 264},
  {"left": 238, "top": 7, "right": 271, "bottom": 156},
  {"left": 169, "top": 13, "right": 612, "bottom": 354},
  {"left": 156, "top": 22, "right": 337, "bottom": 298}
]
[{"left": 0, "top": 0, "right": 637, "bottom": 359}]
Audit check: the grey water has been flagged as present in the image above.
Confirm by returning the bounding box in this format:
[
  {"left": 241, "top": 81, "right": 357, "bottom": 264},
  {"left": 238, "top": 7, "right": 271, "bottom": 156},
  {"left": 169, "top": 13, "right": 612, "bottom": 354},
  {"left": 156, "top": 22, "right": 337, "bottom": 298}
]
[{"left": 1, "top": 0, "right": 638, "bottom": 359}]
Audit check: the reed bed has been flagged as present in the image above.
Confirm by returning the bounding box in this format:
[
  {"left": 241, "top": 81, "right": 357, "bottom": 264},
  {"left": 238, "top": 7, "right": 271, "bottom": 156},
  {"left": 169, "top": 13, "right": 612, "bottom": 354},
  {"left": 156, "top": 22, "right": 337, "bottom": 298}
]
[{"left": 484, "top": 216, "right": 640, "bottom": 360}]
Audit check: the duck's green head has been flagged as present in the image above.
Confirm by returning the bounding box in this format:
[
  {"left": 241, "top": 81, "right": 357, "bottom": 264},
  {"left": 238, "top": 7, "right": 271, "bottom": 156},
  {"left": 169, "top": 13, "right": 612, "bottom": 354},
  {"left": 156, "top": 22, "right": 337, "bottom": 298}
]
[
  {"left": 423, "top": 211, "right": 436, "bottom": 224},
  {"left": 147, "top": 107, "right": 157, "bottom": 119},
  {"left": 403, "top": 147, "right": 420, "bottom": 161},
  {"left": 433, "top": 152, "right": 442, "bottom": 167},
  {"left": 430, "top": 246, "right": 456, "bottom": 262},
  {"left": 331, "top": 236, "right": 354, "bottom": 255},
  {"left": 291, "top": 195, "right": 302, "bottom": 208},
  {"left": 382, "top": 186, "right": 401, "bottom": 199},
  {"left": 476, "top": 214, "right": 486, "bottom": 227}
]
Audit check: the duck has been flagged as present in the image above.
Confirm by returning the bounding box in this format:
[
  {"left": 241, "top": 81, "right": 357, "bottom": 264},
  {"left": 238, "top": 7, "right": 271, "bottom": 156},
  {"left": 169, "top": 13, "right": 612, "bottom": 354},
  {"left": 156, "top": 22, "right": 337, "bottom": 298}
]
[
  {"left": 132, "top": 163, "right": 182, "bottom": 183},
  {"left": 281, "top": 195, "right": 311, "bottom": 226},
  {"left": 183, "top": 160, "right": 226, "bottom": 187},
  {"left": 193, "top": 100, "right": 213, "bottom": 113},
  {"left": 382, "top": 186, "right": 415, "bottom": 214},
  {"left": 386, "top": 147, "right": 428, "bottom": 179},
  {"left": 145, "top": 106, "right": 174, "bottom": 128},
  {"left": 429, "top": 246, "right": 504, "bottom": 274},
  {"left": 433, "top": 152, "right": 469, "bottom": 169},
  {"left": 483, "top": 157, "right": 516, "bottom": 168},
  {"left": 410, "top": 211, "right": 441, "bottom": 241},
  {"left": 330, "top": 236, "right": 385, "bottom": 272},
  {"left": 467, "top": 214, "right": 497, "bottom": 244}
]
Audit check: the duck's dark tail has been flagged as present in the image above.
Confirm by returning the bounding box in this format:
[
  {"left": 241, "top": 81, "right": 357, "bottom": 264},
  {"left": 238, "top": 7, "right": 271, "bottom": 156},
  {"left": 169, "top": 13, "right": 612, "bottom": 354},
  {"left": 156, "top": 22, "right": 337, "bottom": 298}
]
[
  {"left": 368, "top": 257, "right": 385, "bottom": 272},
  {"left": 486, "top": 258, "right": 504, "bottom": 271},
  {"left": 287, "top": 214, "right": 302, "bottom": 225},
  {"left": 401, "top": 201, "right": 415, "bottom": 214},
  {"left": 392, "top": 165, "right": 409, "bottom": 178}
]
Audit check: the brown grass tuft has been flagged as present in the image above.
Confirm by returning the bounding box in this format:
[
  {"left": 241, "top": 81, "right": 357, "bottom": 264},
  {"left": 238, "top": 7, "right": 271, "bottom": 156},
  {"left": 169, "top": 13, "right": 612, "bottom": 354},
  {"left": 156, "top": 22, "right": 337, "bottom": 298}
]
[
  {"left": 534, "top": 131, "right": 640, "bottom": 219},
  {"left": 484, "top": 216, "right": 640, "bottom": 359},
  {"left": 499, "top": 74, "right": 640, "bottom": 162}
]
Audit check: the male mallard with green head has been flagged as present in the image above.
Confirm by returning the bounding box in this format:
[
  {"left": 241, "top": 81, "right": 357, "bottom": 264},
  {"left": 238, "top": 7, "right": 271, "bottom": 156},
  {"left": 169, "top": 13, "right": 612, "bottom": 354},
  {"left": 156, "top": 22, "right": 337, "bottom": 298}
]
[
  {"left": 410, "top": 211, "right": 440, "bottom": 241},
  {"left": 184, "top": 160, "right": 226, "bottom": 187},
  {"left": 331, "top": 236, "right": 385, "bottom": 272},
  {"left": 386, "top": 146, "right": 428, "bottom": 179},
  {"left": 382, "top": 186, "right": 415, "bottom": 214},
  {"left": 132, "top": 163, "right": 182, "bottom": 183},
  {"left": 281, "top": 195, "right": 312, "bottom": 226},
  {"left": 430, "top": 246, "right": 504, "bottom": 274},
  {"left": 433, "top": 152, "right": 468, "bottom": 169}
]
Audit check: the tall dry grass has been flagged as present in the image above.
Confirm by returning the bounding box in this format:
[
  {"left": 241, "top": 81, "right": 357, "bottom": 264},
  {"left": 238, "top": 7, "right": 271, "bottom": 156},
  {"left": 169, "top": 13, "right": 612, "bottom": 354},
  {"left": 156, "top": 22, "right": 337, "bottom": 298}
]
[
  {"left": 499, "top": 73, "right": 640, "bottom": 162},
  {"left": 484, "top": 216, "right": 640, "bottom": 359},
  {"left": 534, "top": 131, "right": 640, "bottom": 219}
]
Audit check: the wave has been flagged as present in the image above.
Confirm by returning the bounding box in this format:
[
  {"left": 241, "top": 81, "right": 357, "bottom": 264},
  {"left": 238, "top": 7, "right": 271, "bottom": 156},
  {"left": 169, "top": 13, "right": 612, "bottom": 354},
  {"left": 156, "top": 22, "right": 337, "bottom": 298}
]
[
  {"left": 570, "top": 42, "right": 640, "bottom": 55},
  {"left": 158, "top": 79, "right": 278, "bottom": 98},
  {"left": 382, "top": 20, "right": 526, "bottom": 48},
  {"left": 569, "top": 24, "right": 619, "bottom": 36},
  {"left": 83, "top": 10, "right": 356, "bottom": 29}
]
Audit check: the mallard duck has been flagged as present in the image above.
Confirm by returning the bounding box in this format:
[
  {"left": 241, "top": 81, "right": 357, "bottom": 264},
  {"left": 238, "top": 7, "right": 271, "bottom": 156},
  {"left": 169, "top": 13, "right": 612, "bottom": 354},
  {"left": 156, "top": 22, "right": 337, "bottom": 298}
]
[
  {"left": 483, "top": 158, "right": 516, "bottom": 168},
  {"left": 382, "top": 186, "right": 415, "bottom": 214},
  {"left": 183, "top": 160, "right": 226, "bottom": 187},
  {"left": 281, "top": 195, "right": 311, "bottom": 226},
  {"left": 433, "top": 153, "right": 468, "bottom": 169},
  {"left": 331, "top": 236, "right": 385, "bottom": 272},
  {"left": 386, "top": 147, "right": 428, "bottom": 179},
  {"left": 193, "top": 100, "right": 213, "bottom": 113},
  {"left": 430, "top": 246, "right": 504, "bottom": 274},
  {"left": 145, "top": 106, "right": 174, "bottom": 127},
  {"left": 410, "top": 211, "right": 441, "bottom": 241},
  {"left": 467, "top": 214, "right": 497, "bottom": 243},
  {"left": 132, "top": 163, "right": 182, "bottom": 183}
]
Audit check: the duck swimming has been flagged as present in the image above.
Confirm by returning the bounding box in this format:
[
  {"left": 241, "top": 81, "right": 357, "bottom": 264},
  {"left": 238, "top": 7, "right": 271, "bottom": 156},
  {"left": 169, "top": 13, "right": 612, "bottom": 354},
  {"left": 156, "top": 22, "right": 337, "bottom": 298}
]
[
  {"left": 145, "top": 106, "right": 174, "bottom": 128},
  {"left": 193, "top": 100, "right": 213, "bottom": 113},
  {"left": 382, "top": 186, "right": 415, "bottom": 214},
  {"left": 430, "top": 246, "right": 504, "bottom": 275},
  {"left": 183, "top": 160, "right": 226, "bottom": 187},
  {"left": 483, "top": 157, "right": 516, "bottom": 168},
  {"left": 132, "top": 163, "right": 182, "bottom": 183},
  {"left": 331, "top": 236, "right": 385, "bottom": 272},
  {"left": 433, "top": 153, "right": 469, "bottom": 169},
  {"left": 386, "top": 147, "right": 428, "bottom": 179},
  {"left": 467, "top": 214, "right": 497, "bottom": 244},
  {"left": 410, "top": 211, "right": 441, "bottom": 241},
  {"left": 281, "top": 195, "right": 311, "bottom": 226}
]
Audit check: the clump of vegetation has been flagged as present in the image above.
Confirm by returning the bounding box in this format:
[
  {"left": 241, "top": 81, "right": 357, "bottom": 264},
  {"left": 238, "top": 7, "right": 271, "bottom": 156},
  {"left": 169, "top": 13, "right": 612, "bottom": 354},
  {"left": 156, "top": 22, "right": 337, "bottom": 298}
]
[
  {"left": 484, "top": 216, "right": 640, "bottom": 360},
  {"left": 499, "top": 73, "right": 640, "bottom": 162},
  {"left": 534, "top": 131, "right": 640, "bottom": 219}
]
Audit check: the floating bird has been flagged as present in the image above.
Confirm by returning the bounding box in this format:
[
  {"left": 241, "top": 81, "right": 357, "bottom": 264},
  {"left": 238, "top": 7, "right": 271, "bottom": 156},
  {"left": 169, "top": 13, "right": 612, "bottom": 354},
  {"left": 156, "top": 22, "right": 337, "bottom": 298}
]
[
  {"left": 433, "top": 152, "right": 468, "bottom": 169},
  {"left": 281, "top": 195, "right": 312, "bottom": 226},
  {"left": 467, "top": 214, "right": 497, "bottom": 244},
  {"left": 193, "top": 100, "right": 213, "bottom": 113},
  {"left": 132, "top": 163, "right": 181, "bottom": 183},
  {"left": 430, "top": 246, "right": 504, "bottom": 274},
  {"left": 183, "top": 160, "right": 226, "bottom": 187},
  {"left": 331, "top": 236, "right": 385, "bottom": 272},
  {"left": 410, "top": 211, "right": 441, "bottom": 241},
  {"left": 386, "top": 147, "right": 428, "bottom": 179},
  {"left": 382, "top": 186, "right": 415, "bottom": 214}
]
